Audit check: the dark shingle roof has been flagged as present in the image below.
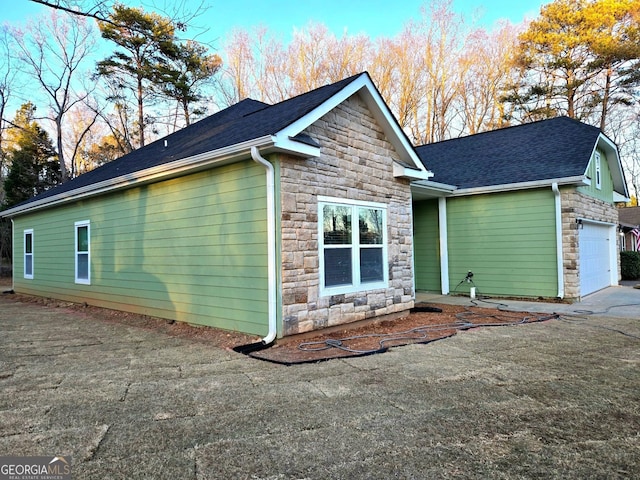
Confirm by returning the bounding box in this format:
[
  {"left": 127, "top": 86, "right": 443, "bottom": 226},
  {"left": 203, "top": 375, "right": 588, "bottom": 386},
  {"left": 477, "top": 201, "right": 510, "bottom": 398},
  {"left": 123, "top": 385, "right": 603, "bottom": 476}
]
[
  {"left": 12, "top": 73, "right": 364, "bottom": 208},
  {"left": 416, "top": 116, "right": 601, "bottom": 189}
]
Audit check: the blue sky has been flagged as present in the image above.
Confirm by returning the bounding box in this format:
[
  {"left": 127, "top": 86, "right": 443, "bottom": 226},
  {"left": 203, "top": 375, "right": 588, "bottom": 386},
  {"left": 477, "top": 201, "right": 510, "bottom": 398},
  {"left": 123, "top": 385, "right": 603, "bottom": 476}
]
[{"left": 4, "top": 0, "right": 548, "bottom": 44}]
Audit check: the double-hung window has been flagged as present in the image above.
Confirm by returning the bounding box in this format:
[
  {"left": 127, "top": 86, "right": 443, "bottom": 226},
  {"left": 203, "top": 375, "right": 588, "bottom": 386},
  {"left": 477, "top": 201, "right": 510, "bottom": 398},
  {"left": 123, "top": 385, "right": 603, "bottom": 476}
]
[
  {"left": 75, "top": 220, "right": 90, "bottom": 284},
  {"left": 319, "top": 197, "right": 388, "bottom": 296},
  {"left": 24, "top": 229, "right": 33, "bottom": 279}
]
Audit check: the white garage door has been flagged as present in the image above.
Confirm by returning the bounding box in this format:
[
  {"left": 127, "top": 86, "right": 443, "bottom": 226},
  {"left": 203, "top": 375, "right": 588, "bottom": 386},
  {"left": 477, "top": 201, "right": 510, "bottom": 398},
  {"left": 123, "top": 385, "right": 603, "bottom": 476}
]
[{"left": 579, "top": 222, "right": 613, "bottom": 296}]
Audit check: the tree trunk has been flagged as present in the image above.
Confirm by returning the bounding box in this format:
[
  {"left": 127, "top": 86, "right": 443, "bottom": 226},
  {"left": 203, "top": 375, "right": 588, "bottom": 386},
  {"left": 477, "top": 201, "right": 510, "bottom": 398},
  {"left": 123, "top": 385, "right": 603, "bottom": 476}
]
[
  {"left": 182, "top": 99, "right": 190, "bottom": 126},
  {"left": 56, "top": 117, "right": 67, "bottom": 181},
  {"left": 137, "top": 75, "right": 145, "bottom": 147},
  {"left": 600, "top": 65, "right": 612, "bottom": 132}
]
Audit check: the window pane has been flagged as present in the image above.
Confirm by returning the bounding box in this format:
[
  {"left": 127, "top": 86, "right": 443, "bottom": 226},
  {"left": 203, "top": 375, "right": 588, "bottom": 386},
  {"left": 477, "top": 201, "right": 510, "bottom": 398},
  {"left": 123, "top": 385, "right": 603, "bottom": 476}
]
[
  {"left": 359, "top": 208, "right": 383, "bottom": 244},
  {"left": 25, "top": 234, "right": 33, "bottom": 254},
  {"left": 77, "top": 226, "right": 89, "bottom": 252},
  {"left": 77, "top": 253, "right": 89, "bottom": 280},
  {"left": 360, "top": 248, "right": 383, "bottom": 283},
  {"left": 323, "top": 205, "right": 352, "bottom": 245},
  {"left": 25, "top": 255, "right": 33, "bottom": 276},
  {"left": 324, "top": 248, "right": 352, "bottom": 287}
]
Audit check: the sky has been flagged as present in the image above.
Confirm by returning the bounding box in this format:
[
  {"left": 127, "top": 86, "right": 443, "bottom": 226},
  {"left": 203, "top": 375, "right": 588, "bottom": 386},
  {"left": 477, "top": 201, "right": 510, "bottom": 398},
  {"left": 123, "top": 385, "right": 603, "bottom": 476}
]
[{"left": 4, "top": 0, "right": 549, "bottom": 45}]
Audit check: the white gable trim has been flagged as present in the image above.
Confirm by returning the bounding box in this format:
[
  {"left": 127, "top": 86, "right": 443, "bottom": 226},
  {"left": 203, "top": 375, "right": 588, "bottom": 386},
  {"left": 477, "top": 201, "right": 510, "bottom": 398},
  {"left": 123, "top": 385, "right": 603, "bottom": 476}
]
[
  {"left": 393, "top": 163, "right": 433, "bottom": 180},
  {"left": 587, "top": 133, "right": 629, "bottom": 199},
  {"left": 273, "top": 136, "right": 321, "bottom": 158},
  {"left": 274, "top": 73, "right": 430, "bottom": 177}
]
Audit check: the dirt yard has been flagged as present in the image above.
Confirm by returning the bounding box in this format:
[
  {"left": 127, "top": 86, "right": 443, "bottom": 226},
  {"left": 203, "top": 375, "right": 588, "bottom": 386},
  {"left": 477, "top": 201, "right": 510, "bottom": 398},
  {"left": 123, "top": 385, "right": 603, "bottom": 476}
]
[{"left": 1, "top": 283, "right": 639, "bottom": 478}]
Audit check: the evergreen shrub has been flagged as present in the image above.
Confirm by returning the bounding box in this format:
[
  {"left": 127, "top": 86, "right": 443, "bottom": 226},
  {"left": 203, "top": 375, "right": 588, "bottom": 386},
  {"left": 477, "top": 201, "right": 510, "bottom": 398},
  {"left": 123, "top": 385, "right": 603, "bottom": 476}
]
[{"left": 620, "top": 251, "right": 640, "bottom": 280}]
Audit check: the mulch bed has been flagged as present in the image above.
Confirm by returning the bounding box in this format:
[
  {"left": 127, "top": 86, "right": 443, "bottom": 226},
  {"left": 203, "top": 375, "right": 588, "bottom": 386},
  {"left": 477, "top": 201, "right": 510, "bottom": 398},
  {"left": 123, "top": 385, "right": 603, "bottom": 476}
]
[
  {"left": 240, "top": 303, "right": 558, "bottom": 364},
  {"left": 1, "top": 288, "right": 557, "bottom": 365}
]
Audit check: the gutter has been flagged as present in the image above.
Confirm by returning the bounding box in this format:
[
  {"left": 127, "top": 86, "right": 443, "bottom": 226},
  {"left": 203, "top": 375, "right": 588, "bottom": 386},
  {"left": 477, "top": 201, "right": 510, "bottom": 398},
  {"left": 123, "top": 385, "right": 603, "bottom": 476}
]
[
  {"left": 552, "top": 183, "right": 565, "bottom": 299},
  {"left": 1, "top": 136, "right": 276, "bottom": 218},
  {"left": 250, "top": 146, "right": 278, "bottom": 345},
  {"left": 411, "top": 179, "right": 457, "bottom": 195},
  {"left": 451, "top": 176, "right": 587, "bottom": 197}
]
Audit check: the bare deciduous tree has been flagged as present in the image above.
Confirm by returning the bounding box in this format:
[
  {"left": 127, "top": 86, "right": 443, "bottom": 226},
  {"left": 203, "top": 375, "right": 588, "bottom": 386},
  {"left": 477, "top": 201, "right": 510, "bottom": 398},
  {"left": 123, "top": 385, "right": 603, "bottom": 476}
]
[
  {"left": 10, "top": 11, "right": 97, "bottom": 181},
  {"left": 0, "top": 26, "right": 20, "bottom": 192},
  {"left": 458, "top": 23, "right": 521, "bottom": 134}
]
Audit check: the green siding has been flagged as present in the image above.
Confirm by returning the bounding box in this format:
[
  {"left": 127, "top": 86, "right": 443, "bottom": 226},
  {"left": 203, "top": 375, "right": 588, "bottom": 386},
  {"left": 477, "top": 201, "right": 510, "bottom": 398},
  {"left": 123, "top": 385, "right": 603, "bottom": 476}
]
[
  {"left": 446, "top": 189, "right": 558, "bottom": 298},
  {"left": 413, "top": 199, "right": 441, "bottom": 291},
  {"left": 12, "top": 160, "right": 269, "bottom": 336},
  {"left": 577, "top": 149, "right": 614, "bottom": 203}
]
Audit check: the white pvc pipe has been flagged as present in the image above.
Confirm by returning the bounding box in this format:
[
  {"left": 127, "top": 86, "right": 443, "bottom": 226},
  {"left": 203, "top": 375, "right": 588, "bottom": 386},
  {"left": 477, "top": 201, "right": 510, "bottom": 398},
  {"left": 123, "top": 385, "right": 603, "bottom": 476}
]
[
  {"left": 250, "top": 146, "right": 278, "bottom": 344},
  {"left": 552, "top": 183, "right": 565, "bottom": 299}
]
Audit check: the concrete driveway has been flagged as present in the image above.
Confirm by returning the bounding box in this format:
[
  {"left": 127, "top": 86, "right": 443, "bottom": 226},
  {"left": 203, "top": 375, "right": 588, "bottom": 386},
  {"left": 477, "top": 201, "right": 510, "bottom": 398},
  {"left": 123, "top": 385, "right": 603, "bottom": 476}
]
[
  {"left": 417, "top": 283, "right": 640, "bottom": 319},
  {"left": 1, "top": 291, "right": 639, "bottom": 479}
]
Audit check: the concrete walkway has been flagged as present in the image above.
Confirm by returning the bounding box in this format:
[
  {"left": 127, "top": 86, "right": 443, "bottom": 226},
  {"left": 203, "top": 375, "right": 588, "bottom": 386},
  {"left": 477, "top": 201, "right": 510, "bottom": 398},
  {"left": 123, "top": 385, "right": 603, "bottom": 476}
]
[{"left": 417, "top": 284, "right": 640, "bottom": 319}]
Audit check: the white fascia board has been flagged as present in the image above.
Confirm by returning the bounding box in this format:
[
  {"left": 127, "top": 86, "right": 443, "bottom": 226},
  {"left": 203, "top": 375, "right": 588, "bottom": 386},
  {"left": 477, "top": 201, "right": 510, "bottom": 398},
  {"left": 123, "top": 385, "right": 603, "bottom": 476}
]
[
  {"left": 613, "top": 191, "right": 631, "bottom": 203},
  {"left": 2, "top": 135, "right": 275, "bottom": 217},
  {"left": 272, "top": 136, "right": 321, "bottom": 158},
  {"left": 451, "top": 176, "right": 586, "bottom": 196},
  {"left": 595, "top": 133, "right": 630, "bottom": 198},
  {"left": 393, "top": 162, "right": 434, "bottom": 180},
  {"left": 411, "top": 179, "right": 457, "bottom": 193},
  {"left": 275, "top": 73, "right": 428, "bottom": 175},
  {"left": 358, "top": 83, "right": 428, "bottom": 174},
  {"left": 276, "top": 74, "right": 370, "bottom": 143}
]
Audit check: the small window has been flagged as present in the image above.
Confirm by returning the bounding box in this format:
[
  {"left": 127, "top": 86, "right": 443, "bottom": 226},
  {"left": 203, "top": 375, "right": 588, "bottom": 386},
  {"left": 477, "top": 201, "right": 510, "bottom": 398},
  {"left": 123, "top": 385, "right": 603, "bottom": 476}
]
[
  {"left": 24, "top": 229, "right": 33, "bottom": 279},
  {"left": 595, "top": 152, "right": 602, "bottom": 190},
  {"left": 319, "top": 198, "right": 388, "bottom": 296},
  {"left": 75, "top": 220, "right": 90, "bottom": 284}
]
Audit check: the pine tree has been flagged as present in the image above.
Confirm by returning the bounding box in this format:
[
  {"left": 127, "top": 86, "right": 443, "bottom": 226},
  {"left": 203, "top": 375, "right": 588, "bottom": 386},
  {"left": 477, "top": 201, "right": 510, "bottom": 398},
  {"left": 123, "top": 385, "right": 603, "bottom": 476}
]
[
  {"left": 159, "top": 40, "right": 222, "bottom": 126},
  {"left": 97, "top": 4, "right": 180, "bottom": 147},
  {"left": 510, "top": 0, "right": 640, "bottom": 128},
  {"left": 2, "top": 103, "right": 61, "bottom": 209}
]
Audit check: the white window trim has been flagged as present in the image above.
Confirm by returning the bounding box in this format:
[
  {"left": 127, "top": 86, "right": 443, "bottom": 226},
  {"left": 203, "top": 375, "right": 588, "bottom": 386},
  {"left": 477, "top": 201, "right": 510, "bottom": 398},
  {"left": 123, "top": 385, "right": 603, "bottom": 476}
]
[
  {"left": 595, "top": 152, "right": 602, "bottom": 190},
  {"left": 318, "top": 196, "right": 388, "bottom": 297},
  {"left": 75, "top": 220, "right": 91, "bottom": 285},
  {"left": 24, "top": 229, "right": 33, "bottom": 280}
]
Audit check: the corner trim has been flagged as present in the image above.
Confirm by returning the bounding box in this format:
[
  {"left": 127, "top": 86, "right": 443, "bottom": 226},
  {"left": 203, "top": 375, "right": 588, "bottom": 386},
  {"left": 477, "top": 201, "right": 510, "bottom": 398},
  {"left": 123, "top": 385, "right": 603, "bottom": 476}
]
[{"left": 552, "top": 183, "right": 564, "bottom": 299}]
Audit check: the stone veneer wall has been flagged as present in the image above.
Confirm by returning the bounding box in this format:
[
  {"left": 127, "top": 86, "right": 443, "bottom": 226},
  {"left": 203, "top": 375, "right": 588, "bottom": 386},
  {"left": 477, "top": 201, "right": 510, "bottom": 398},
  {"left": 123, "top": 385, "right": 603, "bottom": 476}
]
[
  {"left": 278, "top": 94, "right": 415, "bottom": 336},
  {"left": 560, "top": 188, "right": 620, "bottom": 300}
]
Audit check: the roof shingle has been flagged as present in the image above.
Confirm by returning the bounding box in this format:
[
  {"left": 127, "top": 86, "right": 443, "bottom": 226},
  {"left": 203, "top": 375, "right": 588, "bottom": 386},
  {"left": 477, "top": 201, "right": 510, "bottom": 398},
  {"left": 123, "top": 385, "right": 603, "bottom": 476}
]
[
  {"left": 12, "top": 73, "right": 363, "bottom": 208},
  {"left": 416, "top": 116, "right": 601, "bottom": 189}
]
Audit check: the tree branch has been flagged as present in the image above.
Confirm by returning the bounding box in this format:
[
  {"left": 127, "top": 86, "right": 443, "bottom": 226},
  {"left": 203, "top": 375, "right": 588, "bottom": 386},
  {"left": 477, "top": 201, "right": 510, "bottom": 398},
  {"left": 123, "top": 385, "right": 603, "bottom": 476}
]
[{"left": 28, "top": 0, "right": 122, "bottom": 28}]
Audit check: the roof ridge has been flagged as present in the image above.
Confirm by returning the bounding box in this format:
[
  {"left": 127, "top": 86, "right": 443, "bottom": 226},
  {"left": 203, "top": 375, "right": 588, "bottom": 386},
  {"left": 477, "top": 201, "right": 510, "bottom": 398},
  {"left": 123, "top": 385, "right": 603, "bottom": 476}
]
[
  {"left": 416, "top": 116, "right": 599, "bottom": 149},
  {"left": 239, "top": 71, "right": 366, "bottom": 119}
]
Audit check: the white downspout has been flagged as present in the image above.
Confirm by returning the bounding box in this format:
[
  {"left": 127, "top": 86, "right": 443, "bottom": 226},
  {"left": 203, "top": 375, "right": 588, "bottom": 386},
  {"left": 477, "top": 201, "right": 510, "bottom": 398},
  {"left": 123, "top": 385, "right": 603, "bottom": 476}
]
[
  {"left": 10, "top": 218, "right": 15, "bottom": 292},
  {"left": 251, "top": 146, "right": 277, "bottom": 344},
  {"left": 438, "top": 197, "right": 450, "bottom": 295},
  {"left": 552, "top": 183, "right": 565, "bottom": 299}
]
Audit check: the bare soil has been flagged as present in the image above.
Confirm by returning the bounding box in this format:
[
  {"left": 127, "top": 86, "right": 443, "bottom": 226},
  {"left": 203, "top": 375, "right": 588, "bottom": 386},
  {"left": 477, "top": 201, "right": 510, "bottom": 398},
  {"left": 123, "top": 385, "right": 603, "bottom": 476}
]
[
  {"left": 2, "top": 279, "right": 639, "bottom": 479},
  {"left": 1, "top": 280, "right": 553, "bottom": 364},
  {"left": 2, "top": 289, "right": 258, "bottom": 350}
]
